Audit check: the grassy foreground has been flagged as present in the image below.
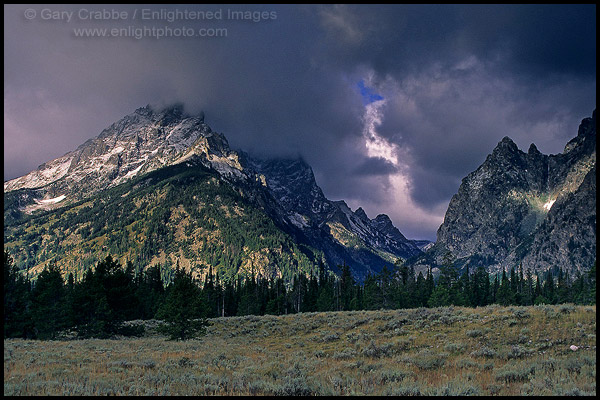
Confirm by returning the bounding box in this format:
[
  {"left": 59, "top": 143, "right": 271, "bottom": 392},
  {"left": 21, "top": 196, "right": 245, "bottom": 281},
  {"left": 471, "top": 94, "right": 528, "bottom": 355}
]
[{"left": 4, "top": 304, "right": 596, "bottom": 396}]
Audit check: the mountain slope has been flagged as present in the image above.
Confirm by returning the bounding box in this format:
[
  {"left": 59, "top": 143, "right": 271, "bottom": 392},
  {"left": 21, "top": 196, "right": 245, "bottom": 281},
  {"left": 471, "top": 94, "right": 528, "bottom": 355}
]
[
  {"left": 4, "top": 104, "right": 422, "bottom": 281},
  {"left": 4, "top": 158, "right": 323, "bottom": 282},
  {"left": 411, "top": 109, "right": 596, "bottom": 276}
]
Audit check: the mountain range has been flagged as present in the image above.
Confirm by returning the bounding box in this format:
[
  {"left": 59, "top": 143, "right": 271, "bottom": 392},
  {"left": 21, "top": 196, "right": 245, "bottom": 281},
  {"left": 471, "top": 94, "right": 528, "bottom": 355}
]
[
  {"left": 4, "top": 104, "right": 424, "bottom": 282},
  {"left": 4, "top": 105, "right": 595, "bottom": 282}
]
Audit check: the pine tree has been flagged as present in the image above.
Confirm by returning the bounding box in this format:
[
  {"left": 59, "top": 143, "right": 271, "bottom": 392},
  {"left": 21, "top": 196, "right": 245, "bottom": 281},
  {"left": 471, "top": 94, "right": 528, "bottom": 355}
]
[
  {"left": 428, "top": 253, "right": 459, "bottom": 307},
  {"left": 427, "top": 281, "right": 451, "bottom": 307},
  {"left": 403, "top": 265, "right": 418, "bottom": 308},
  {"left": 155, "top": 267, "right": 210, "bottom": 340},
  {"left": 414, "top": 271, "right": 427, "bottom": 307},
  {"left": 543, "top": 270, "right": 556, "bottom": 304},
  {"left": 339, "top": 263, "right": 355, "bottom": 311},
  {"left": 378, "top": 265, "right": 394, "bottom": 309},
  {"left": 456, "top": 264, "right": 470, "bottom": 307},
  {"left": 471, "top": 266, "right": 489, "bottom": 307},
  {"left": 534, "top": 272, "right": 545, "bottom": 304},
  {"left": 462, "top": 264, "right": 476, "bottom": 307},
  {"left": 316, "top": 273, "right": 335, "bottom": 312},
  {"left": 523, "top": 268, "right": 534, "bottom": 306},
  {"left": 425, "top": 266, "right": 435, "bottom": 305},
  {"left": 489, "top": 273, "right": 499, "bottom": 304},
  {"left": 104, "top": 259, "right": 139, "bottom": 323},
  {"left": 587, "top": 261, "right": 596, "bottom": 304},
  {"left": 496, "top": 268, "right": 515, "bottom": 306},
  {"left": 202, "top": 266, "right": 218, "bottom": 317},
  {"left": 136, "top": 265, "right": 165, "bottom": 319},
  {"left": 518, "top": 264, "right": 525, "bottom": 303},
  {"left": 265, "top": 276, "right": 286, "bottom": 315},
  {"left": 509, "top": 267, "right": 521, "bottom": 305},
  {"left": 69, "top": 267, "right": 113, "bottom": 338},
  {"left": 392, "top": 260, "right": 409, "bottom": 309},
  {"left": 4, "top": 251, "right": 34, "bottom": 338},
  {"left": 304, "top": 272, "right": 319, "bottom": 312},
  {"left": 68, "top": 256, "right": 143, "bottom": 338},
  {"left": 237, "top": 273, "right": 261, "bottom": 316},
  {"left": 362, "top": 273, "right": 381, "bottom": 310},
  {"left": 556, "top": 268, "right": 570, "bottom": 304},
  {"left": 30, "top": 262, "right": 68, "bottom": 339}
]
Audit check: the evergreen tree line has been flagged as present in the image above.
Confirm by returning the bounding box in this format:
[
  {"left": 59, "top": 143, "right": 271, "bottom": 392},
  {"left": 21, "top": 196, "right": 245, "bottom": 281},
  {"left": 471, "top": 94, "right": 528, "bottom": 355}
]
[{"left": 4, "top": 251, "right": 596, "bottom": 340}]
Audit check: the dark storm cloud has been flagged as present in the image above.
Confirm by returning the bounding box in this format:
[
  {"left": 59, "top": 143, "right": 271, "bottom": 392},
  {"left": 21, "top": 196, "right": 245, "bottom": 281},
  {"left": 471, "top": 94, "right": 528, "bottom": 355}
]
[
  {"left": 314, "top": 4, "right": 595, "bottom": 217},
  {"left": 4, "top": 5, "right": 364, "bottom": 178},
  {"left": 4, "top": 4, "right": 596, "bottom": 240},
  {"left": 317, "top": 4, "right": 596, "bottom": 79},
  {"left": 352, "top": 157, "right": 399, "bottom": 177}
]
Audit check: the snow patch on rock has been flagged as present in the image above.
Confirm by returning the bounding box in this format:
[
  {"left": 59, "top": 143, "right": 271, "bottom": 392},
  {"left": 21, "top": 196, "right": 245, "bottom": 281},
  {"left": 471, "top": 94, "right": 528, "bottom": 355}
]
[
  {"left": 37, "top": 194, "right": 66, "bottom": 204},
  {"left": 543, "top": 199, "right": 556, "bottom": 211}
]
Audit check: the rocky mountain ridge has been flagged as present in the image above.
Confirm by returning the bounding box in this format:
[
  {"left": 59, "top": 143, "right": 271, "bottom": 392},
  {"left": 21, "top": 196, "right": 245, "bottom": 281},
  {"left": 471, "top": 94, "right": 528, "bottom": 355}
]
[{"left": 4, "top": 104, "right": 423, "bottom": 280}]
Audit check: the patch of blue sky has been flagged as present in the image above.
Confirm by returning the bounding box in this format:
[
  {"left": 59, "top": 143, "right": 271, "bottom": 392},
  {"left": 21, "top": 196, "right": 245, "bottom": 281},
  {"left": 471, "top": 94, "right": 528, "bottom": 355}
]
[{"left": 357, "top": 79, "right": 384, "bottom": 105}]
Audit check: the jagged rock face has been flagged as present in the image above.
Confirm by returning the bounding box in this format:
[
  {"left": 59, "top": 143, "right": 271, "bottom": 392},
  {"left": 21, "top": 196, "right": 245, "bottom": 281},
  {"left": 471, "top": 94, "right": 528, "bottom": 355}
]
[
  {"left": 4, "top": 104, "right": 422, "bottom": 280},
  {"left": 247, "top": 156, "right": 424, "bottom": 279},
  {"left": 245, "top": 157, "right": 336, "bottom": 227},
  {"left": 426, "top": 110, "right": 596, "bottom": 275},
  {"left": 436, "top": 136, "right": 548, "bottom": 263}
]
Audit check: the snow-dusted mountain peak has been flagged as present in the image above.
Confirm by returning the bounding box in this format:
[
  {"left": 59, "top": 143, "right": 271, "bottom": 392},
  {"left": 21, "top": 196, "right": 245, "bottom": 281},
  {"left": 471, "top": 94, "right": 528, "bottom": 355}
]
[{"left": 4, "top": 105, "right": 239, "bottom": 206}]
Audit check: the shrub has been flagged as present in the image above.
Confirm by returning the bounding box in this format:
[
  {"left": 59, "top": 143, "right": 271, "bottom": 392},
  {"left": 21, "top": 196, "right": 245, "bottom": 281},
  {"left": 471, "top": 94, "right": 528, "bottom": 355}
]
[
  {"left": 518, "top": 334, "right": 529, "bottom": 344},
  {"left": 361, "top": 340, "right": 391, "bottom": 358},
  {"left": 444, "top": 342, "right": 465, "bottom": 354},
  {"left": 344, "top": 360, "right": 364, "bottom": 369},
  {"left": 562, "top": 355, "right": 594, "bottom": 374},
  {"left": 558, "top": 304, "right": 575, "bottom": 314},
  {"left": 139, "top": 360, "right": 156, "bottom": 370},
  {"left": 407, "top": 350, "right": 447, "bottom": 370},
  {"left": 321, "top": 333, "right": 340, "bottom": 342},
  {"left": 346, "top": 332, "right": 359, "bottom": 343},
  {"left": 178, "top": 356, "right": 194, "bottom": 367},
  {"left": 512, "top": 309, "right": 530, "bottom": 319},
  {"left": 455, "top": 358, "right": 480, "bottom": 369},
  {"left": 378, "top": 320, "right": 405, "bottom": 332},
  {"left": 392, "top": 338, "right": 412, "bottom": 352},
  {"left": 426, "top": 381, "right": 481, "bottom": 396},
  {"left": 332, "top": 349, "right": 357, "bottom": 360},
  {"left": 377, "top": 368, "right": 414, "bottom": 383},
  {"left": 466, "top": 329, "right": 483, "bottom": 338},
  {"left": 383, "top": 384, "right": 422, "bottom": 396},
  {"left": 316, "top": 331, "right": 340, "bottom": 342},
  {"left": 505, "top": 345, "right": 534, "bottom": 359},
  {"left": 487, "top": 384, "right": 502, "bottom": 395},
  {"left": 470, "top": 346, "right": 497, "bottom": 358},
  {"left": 495, "top": 362, "right": 535, "bottom": 383}
]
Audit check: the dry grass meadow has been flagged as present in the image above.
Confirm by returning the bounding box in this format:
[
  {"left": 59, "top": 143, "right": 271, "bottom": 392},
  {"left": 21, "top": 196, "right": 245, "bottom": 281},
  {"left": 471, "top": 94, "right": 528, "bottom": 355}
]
[{"left": 4, "top": 304, "right": 596, "bottom": 396}]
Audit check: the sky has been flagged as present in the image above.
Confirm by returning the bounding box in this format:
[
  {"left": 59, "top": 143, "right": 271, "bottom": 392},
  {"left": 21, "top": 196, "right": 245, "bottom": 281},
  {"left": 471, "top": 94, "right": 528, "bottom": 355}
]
[{"left": 3, "top": 4, "right": 596, "bottom": 241}]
